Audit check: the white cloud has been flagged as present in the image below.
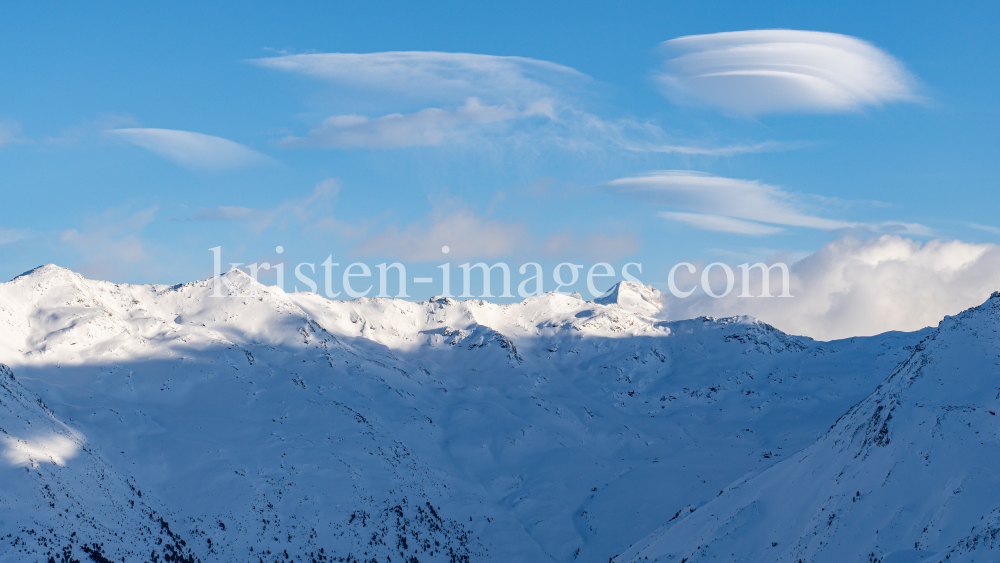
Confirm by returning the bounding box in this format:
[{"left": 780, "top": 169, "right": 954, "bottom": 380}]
[
  {"left": 107, "top": 128, "right": 272, "bottom": 170},
  {"left": 658, "top": 211, "right": 784, "bottom": 235},
  {"left": 661, "top": 235, "right": 1000, "bottom": 340},
  {"left": 969, "top": 223, "right": 1000, "bottom": 236},
  {"left": 251, "top": 51, "right": 587, "bottom": 103},
  {"left": 559, "top": 107, "right": 805, "bottom": 156},
  {"left": 0, "top": 227, "right": 28, "bottom": 245},
  {"left": 255, "top": 50, "right": 794, "bottom": 156},
  {"left": 607, "top": 171, "right": 853, "bottom": 232},
  {"left": 282, "top": 96, "right": 786, "bottom": 153},
  {"left": 628, "top": 139, "right": 804, "bottom": 156},
  {"left": 255, "top": 51, "right": 578, "bottom": 150},
  {"left": 281, "top": 97, "right": 555, "bottom": 149},
  {"left": 657, "top": 29, "right": 918, "bottom": 115}
]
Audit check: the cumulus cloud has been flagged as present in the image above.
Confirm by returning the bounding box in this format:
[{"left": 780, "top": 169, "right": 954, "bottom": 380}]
[
  {"left": 107, "top": 128, "right": 272, "bottom": 170},
  {"left": 607, "top": 171, "right": 854, "bottom": 234},
  {"left": 661, "top": 235, "right": 1000, "bottom": 340},
  {"left": 251, "top": 51, "right": 587, "bottom": 103},
  {"left": 281, "top": 97, "right": 555, "bottom": 149},
  {"left": 657, "top": 29, "right": 918, "bottom": 115}
]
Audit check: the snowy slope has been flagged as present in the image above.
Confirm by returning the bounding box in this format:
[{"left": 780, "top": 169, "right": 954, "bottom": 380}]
[
  {"left": 0, "top": 266, "right": 932, "bottom": 562},
  {"left": 0, "top": 363, "right": 200, "bottom": 562},
  {"left": 618, "top": 292, "right": 1000, "bottom": 563}
]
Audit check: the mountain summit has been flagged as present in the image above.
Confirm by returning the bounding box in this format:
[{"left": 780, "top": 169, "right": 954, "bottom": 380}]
[{"left": 593, "top": 281, "right": 664, "bottom": 316}]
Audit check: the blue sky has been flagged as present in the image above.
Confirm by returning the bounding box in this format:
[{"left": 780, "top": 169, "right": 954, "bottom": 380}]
[{"left": 1, "top": 1, "right": 999, "bottom": 317}]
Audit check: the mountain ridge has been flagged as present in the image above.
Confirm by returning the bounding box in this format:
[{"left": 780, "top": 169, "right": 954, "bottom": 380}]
[
  {"left": 0, "top": 265, "right": 976, "bottom": 563},
  {"left": 617, "top": 291, "right": 1000, "bottom": 563}
]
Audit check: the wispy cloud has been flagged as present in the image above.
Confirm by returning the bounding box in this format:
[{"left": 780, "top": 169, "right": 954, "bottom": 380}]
[
  {"left": 189, "top": 178, "right": 371, "bottom": 238},
  {"left": 0, "top": 227, "right": 28, "bottom": 245},
  {"left": 256, "top": 51, "right": 583, "bottom": 150},
  {"left": 560, "top": 108, "right": 803, "bottom": 155},
  {"left": 627, "top": 139, "right": 805, "bottom": 156},
  {"left": 107, "top": 128, "right": 273, "bottom": 170},
  {"left": 0, "top": 122, "right": 24, "bottom": 146},
  {"left": 540, "top": 231, "right": 641, "bottom": 261},
  {"left": 352, "top": 207, "right": 532, "bottom": 261},
  {"left": 969, "top": 223, "right": 1000, "bottom": 236},
  {"left": 607, "top": 171, "right": 854, "bottom": 233},
  {"left": 351, "top": 193, "right": 640, "bottom": 262},
  {"left": 256, "top": 50, "right": 795, "bottom": 156},
  {"left": 658, "top": 211, "right": 785, "bottom": 235},
  {"left": 281, "top": 97, "right": 555, "bottom": 149},
  {"left": 59, "top": 206, "right": 157, "bottom": 281},
  {"left": 657, "top": 30, "right": 919, "bottom": 116},
  {"left": 251, "top": 51, "right": 588, "bottom": 103},
  {"left": 46, "top": 114, "right": 136, "bottom": 146},
  {"left": 191, "top": 206, "right": 258, "bottom": 221},
  {"left": 833, "top": 221, "right": 933, "bottom": 238}
]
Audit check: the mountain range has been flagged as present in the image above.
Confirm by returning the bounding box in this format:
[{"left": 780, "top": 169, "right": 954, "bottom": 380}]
[{"left": 1, "top": 265, "right": 996, "bottom": 563}]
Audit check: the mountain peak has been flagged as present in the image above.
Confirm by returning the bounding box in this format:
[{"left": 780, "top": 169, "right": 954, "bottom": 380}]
[
  {"left": 593, "top": 281, "right": 663, "bottom": 316},
  {"left": 10, "top": 264, "right": 82, "bottom": 283}
]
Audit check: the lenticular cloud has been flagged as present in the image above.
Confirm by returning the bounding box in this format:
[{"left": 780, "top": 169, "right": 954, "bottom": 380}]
[
  {"left": 657, "top": 30, "right": 918, "bottom": 115},
  {"left": 252, "top": 51, "right": 588, "bottom": 104},
  {"left": 606, "top": 170, "right": 852, "bottom": 232},
  {"left": 108, "top": 128, "right": 271, "bottom": 170}
]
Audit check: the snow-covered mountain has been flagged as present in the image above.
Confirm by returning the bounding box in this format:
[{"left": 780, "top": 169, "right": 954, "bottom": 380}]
[
  {"left": 618, "top": 291, "right": 1000, "bottom": 563},
  {"left": 1, "top": 265, "right": 978, "bottom": 563}
]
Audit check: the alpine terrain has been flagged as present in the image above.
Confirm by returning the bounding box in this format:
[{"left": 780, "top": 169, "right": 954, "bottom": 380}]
[{"left": 1, "top": 265, "right": 995, "bottom": 563}]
